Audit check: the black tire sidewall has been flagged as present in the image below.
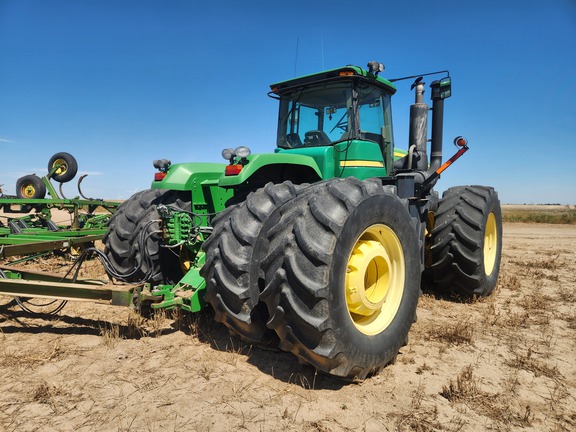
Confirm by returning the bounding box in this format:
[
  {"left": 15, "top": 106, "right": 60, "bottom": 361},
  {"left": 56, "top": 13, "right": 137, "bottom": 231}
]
[
  {"left": 477, "top": 190, "right": 503, "bottom": 296},
  {"left": 103, "top": 188, "right": 190, "bottom": 283},
  {"left": 433, "top": 186, "right": 503, "bottom": 298},
  {"left": 328, "top": 193, "right": 421, "bottom": 362}
]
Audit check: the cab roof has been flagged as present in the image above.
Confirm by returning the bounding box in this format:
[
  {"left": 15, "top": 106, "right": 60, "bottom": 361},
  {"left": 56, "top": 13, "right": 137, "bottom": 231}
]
[{"left": 270, "top": 65, "right": 397, "bottom": 95}]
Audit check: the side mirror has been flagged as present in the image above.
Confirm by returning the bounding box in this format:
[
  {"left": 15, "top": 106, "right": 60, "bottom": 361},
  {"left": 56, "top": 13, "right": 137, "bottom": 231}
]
[{"left": 431, "top": 77, "right": 451, "bottom": 100}]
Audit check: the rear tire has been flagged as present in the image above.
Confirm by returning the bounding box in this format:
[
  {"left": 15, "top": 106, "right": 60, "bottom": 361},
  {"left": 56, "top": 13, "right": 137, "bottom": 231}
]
[
  {"left": 201, "top": 181, "right": 303, "bottom": 344},
  {"left": 261, "top": 178, "right": 421, "bottom": 380},
  {"left": 103, "top": 189, "right": 190, "bottom": 283},
  {"left": 429, "top": 186, "right": 502, "bottom": 298}
]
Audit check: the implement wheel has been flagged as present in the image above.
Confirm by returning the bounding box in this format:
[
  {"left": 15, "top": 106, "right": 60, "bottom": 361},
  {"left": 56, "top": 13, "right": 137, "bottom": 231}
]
[
  {"left": 16, "top": 174, "right": 46, "bottom": 199},
  {"left": 201, "top": 181, "right": 303, "bottom": 344},
  {"left": 48, "top": 152, "right": 78, "bottom": 183},
  {"left": 261, "top": 178, "right": 420, "bottom": 380},
  {"left": 103, "top": 189, "right": 190, "bottom": 283},
  {"left": 429, "top": 185, "right": 502, "bottom": 298}
]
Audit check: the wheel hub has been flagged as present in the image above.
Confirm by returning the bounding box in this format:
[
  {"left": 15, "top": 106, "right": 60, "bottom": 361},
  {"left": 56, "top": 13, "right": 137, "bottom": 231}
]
[
  {"left": 21, "top": 185, "right": 36, "bottom": 198},
  {"left": 346, "top": 240, "right": 390, "bottom": 316},
  {"left": 484, "top": 212, "right": 498, "bottom": 275},
  {"left": 53, "top": 158, "right": 68, "bottom": 175},
  {"left": 345, "top": 224, "right": 405, "bottom": 335}
]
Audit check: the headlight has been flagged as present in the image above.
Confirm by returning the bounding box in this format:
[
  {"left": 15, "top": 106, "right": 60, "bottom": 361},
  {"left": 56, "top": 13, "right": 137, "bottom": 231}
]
[
  {"left": 221, "top": 148, "right": 235, "bottom": 161},
  {"left": 153, "top": 159, "right": 171, "bottom": 171},
  {"left": 235, "top": 146, "right": 251, "bottom": 158}
]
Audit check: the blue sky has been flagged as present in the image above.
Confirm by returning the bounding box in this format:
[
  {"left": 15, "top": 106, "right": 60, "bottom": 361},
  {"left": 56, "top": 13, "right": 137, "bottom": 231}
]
[{"left": 0, "top": 0, "right": 575, "bottom": 203}]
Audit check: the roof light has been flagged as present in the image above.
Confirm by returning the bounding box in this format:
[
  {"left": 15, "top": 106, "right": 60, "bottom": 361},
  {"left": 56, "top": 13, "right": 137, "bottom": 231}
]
[
  {"left": 339, "top": 71, "right": 355, "bottom": 77},
  {"left": 154, "top": 172, "right": 166, "bottom": 181},
  {"left": 367, "top": 61, "right": 385, "bottom": 76}
]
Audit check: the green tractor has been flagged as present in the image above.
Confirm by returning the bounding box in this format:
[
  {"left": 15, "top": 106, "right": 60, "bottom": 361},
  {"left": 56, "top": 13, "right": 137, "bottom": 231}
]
[{"left": 102, "top": 61, "right": 502, "bottom": 380}]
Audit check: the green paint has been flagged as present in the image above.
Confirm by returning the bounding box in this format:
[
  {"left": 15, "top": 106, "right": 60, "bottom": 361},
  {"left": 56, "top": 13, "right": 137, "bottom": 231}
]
[
  {"left": 149, "top": 251, "right": 206, "bottom": 313},
  {"left": 275, "top": 146, "right": 336, "bottom": 179},
  {"left": 218, "top": 153, "right": 323, "bottom": 187},
  {"left": 151, "top": 162, "right": 233, "bottom": 218}
]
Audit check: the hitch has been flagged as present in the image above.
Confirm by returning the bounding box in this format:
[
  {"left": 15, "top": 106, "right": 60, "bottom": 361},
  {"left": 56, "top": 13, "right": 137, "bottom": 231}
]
[{"left": 151, "top": 205, "right": 208, "bottom": 312}]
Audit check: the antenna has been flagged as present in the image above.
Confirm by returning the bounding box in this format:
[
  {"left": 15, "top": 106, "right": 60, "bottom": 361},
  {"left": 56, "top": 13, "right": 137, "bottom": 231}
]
[
  {"left": 321, "top": 33, "right": 325, "bottom": 70},
  {"left": 293, "top": 37, "right": 299, "bottom": 77}
]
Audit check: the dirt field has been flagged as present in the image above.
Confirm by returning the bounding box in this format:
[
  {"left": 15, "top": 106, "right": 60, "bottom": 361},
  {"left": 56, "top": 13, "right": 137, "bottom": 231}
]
[{"left": 1, "top": 222, "right": 575, "bottom": 431}]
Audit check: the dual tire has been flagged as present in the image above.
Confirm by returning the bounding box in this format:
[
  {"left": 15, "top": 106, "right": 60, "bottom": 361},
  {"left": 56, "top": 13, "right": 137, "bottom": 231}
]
[
  {"left": 202, "top": 177, "right": 421, "bottom": 380},
  {"left": 200, "top": 181, "right": 305, "bottom": 344},
  {"left": 429, "top": 185, "right": 502, "bottom": 298}
]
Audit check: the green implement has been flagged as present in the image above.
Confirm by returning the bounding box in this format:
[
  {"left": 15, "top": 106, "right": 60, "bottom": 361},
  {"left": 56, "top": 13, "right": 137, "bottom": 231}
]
[
  {"left": 0, "top": 197, "right": 119, "bottom": 258},
  {"left": 0, "top": 265, "right": 137, "bottom": 307},
  {"left": 1, "top": 152, "right": 120, "bottom": 258}
]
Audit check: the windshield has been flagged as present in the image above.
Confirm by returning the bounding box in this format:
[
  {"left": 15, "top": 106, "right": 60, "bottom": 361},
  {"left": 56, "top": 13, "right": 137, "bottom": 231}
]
[{"left": 276, "top": 81, "right": 393, "bottom": 149}]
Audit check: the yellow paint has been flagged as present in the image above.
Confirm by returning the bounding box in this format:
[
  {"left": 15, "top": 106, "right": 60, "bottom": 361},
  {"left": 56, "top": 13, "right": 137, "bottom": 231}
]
[
  {"left": 53, "top": 158, "right": 68, "bottom": 175},
  {"left": 20, "top": 184, "right": 37, "bottom": 198},
  {"left": 484, "top": 212, "right": 498, "bottom": 275},
  {"left": 345, "top": 224, "right": 405, "bottom": 335},
  {"left": 339, "top": 160, "right": 384, "bottom": 168}
]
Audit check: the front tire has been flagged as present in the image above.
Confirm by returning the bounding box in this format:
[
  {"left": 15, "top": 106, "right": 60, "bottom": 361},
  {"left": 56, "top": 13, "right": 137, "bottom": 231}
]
[
  {"left": 261, "top": 178, "right": 421, "bottom": 380},
  {"left": 201, "top": 182, "right": 303, "bottom": 344},
  {"left": 429, "top": 186, "right": 502, "bottom": 298}
]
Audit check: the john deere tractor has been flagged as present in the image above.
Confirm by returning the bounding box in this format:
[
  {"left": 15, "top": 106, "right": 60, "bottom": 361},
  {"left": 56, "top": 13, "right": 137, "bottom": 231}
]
[{"left": 102, "top": 61, "right": 502, "bottom": 380}]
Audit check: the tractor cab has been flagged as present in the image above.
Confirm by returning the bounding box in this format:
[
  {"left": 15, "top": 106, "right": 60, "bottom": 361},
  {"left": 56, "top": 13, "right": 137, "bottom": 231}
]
[{"left": 270, "top": 65, "right": 398, "bottom": 175}]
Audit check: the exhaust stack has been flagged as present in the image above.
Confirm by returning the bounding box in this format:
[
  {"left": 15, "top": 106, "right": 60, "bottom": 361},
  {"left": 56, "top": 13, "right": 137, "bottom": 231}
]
[
  {"left": 428, "top": 77, "right": 452, "bottom": 173},
  {"left": 408, "top": 78, "right": 429, "bottom": 171}
]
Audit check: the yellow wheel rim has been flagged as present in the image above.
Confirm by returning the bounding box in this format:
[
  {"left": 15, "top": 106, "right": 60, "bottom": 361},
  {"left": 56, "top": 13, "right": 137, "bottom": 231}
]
[
  {"left": 484, "top": 212, "right": 498, "bottom": 276},
  {"left": 53, "top": 158, "right": 68, "bottom": 175},
  {"left": 20, "top": 183, "right": 37, "bottom": 198},
  {"left": 345, "top": 224, "right": 405, "bottom": 335}
]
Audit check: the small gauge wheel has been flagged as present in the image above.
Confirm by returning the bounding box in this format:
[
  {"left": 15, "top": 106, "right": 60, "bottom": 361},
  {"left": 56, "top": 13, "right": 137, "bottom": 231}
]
[
  {"left": 16, "top": 174, "right": 46, "bottom": 199},
  {"left": 48, "top": 152, "right": 78, "bottom": 183}
]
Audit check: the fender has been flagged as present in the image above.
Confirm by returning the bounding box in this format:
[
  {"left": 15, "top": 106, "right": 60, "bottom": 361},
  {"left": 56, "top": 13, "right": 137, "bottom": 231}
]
[
  {"left": 218, "top": 153, "right": 323, "bottom": 187},
  {"left": 151, "top": 162, "right": 233, "bottom": 214},
  {"left": 151, "top": 162, "right": 228, "bottom": 191}
]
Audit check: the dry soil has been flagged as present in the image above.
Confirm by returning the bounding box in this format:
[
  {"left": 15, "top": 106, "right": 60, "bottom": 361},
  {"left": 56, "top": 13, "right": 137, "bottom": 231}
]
[{"left": 1, "top": 222, "right": 575, "bottom": 431}]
